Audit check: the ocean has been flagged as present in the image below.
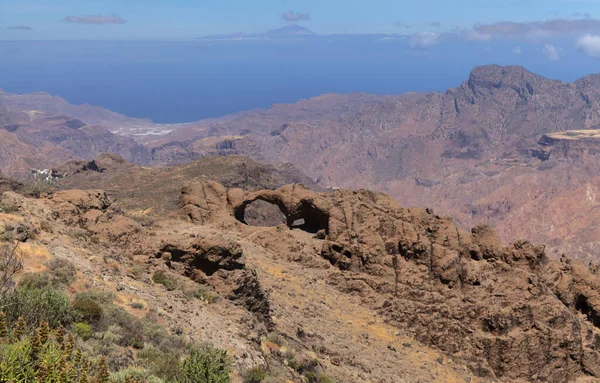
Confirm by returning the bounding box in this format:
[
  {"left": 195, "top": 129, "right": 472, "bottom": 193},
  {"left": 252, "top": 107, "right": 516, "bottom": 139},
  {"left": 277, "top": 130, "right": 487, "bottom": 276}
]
[{"left": 0, "top": 39, "right": 594, "bottom": 123}]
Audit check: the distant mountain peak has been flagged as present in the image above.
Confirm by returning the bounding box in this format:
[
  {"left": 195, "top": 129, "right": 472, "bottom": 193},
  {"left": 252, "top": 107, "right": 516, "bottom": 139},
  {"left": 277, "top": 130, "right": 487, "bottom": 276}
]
[{"left": 467, "top": 64, "right": 547, "bottom": 92}]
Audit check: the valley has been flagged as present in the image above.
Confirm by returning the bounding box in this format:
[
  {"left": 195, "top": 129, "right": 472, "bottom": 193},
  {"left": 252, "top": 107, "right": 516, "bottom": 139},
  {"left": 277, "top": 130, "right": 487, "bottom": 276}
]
[{"left": 3, "top": 64, "right": 600, "bottom": 382}]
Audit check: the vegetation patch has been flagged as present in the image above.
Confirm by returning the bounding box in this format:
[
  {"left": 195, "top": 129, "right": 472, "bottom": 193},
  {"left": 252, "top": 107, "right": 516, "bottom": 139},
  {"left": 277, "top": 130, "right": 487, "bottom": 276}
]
[{"left": 152, "top": 270, "right": 178, "bottom": 291}]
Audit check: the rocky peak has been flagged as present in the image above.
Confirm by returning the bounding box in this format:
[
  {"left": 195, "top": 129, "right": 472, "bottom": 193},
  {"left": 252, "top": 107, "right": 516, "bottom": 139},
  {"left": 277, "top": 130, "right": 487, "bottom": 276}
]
[{"left": 466, "top": 65, "right": 546, "bottom": 96}]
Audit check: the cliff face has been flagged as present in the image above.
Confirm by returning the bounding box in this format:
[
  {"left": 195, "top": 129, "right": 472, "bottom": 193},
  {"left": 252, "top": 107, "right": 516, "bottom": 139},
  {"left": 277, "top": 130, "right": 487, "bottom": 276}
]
[{"left": 535, "top": 130, "right": 600, "bottom": 160}]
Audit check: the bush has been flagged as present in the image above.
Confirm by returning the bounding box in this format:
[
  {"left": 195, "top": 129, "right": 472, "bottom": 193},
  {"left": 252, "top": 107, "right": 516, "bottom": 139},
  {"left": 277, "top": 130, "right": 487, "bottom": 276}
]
[
  {"left": 0, "top": 319, "right": 89, "bottom": 382},
  {"left": 18, "top": 272, "right": 51, "bottom": 290},
  {"left": 137, "top": 347, "right": 182, "bottom": 381},
  {"left": 183, "top": 285, "right": 219, "bottom": 304},
  {"left": 46, "top": 257, "right": 77, "bottom": 286},
  {"left": 0, "top": 204, "right": 19, "bottom": 214},
  {"left": 243, "top": 366, "right": 267, "bottom": 383},
  {"left": 130, "top": 301, "right": 145, "bottom": 310},
  {"left": 68, "top": 229, "right": 89, "bottom": 241},
  {"left": 130, "top": 265, "right": 147, "bottom": 279},
  {"left": 179, "top": 344, "right": 232, "bottom": 383},
  {"left": 1, "top": 287, "right": 74, "bottom": 329},
  {"left": 73, "top": 298, "right": 104, "bottom": 323},
  {"left": 108, "top": 366, "right": 163, "bottom": 383},
  {"left": 317, "top": 375, "right": 336, "bottom": 383},
  {"left": 152, "top": 270, "right": 178, "bottom": 291},
  {"left": 75, "top": 289, "right": 114, "bottom": 305},
  {"left": 74, "top": 321, "right": 94, "bottom": 340},
  {"left": 266, "top": 333, "right": 284, "bottom": 347}
]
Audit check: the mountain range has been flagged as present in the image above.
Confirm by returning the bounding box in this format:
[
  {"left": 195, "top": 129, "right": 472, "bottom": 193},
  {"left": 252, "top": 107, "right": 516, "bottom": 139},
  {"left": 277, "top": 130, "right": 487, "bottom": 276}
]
[
  {"left": 4, "top": 64, "right": 600, "bottom": 383},
  {"left": 145, "top": 65, "right": 600, "bottom": 261},
  {"left": 3, "top": 65, "right": 600, "bottom": 261}
]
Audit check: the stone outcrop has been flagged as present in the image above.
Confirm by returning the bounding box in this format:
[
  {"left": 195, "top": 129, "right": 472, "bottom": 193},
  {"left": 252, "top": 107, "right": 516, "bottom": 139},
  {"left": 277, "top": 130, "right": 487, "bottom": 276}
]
[
  {"left": 179, "top": 178, "right": 600, "bottom": 382},
  {"left": 48, "top": 189, "right": 141, "bottom": 240},
  {"left": 158, "top": 234, "right": 245, "bottom": 279}
]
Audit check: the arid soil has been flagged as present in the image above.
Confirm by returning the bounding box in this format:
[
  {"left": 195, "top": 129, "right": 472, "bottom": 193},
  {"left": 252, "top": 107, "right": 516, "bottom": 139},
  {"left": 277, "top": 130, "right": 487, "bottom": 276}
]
[{"left": 2, "top": 163, "right": 600, "bottom": 382}]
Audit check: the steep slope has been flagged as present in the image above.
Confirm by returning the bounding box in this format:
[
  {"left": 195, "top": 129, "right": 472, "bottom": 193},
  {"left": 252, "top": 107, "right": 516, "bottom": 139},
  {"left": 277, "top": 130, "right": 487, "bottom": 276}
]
[
  {"left": 2, "top": 174, "right": 600, "bottom": 382},
  {"left": 0, "top": 102, "right": 149, "bottom": 177}
]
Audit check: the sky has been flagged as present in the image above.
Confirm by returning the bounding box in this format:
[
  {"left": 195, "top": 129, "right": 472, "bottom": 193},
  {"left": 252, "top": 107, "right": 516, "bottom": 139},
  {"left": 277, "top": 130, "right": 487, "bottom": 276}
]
[
  {"left": 2, "top": 0, "right": 600, "bottom": 122},
  {"left": 1, "top": 0, "right": 600, "bottom": 39}
]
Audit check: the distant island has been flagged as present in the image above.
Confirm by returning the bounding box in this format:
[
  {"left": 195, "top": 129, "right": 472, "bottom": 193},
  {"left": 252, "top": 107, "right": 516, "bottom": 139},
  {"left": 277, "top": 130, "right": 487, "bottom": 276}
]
[{"left": 200, "top": 24, "right": 318, "bottom": 40}]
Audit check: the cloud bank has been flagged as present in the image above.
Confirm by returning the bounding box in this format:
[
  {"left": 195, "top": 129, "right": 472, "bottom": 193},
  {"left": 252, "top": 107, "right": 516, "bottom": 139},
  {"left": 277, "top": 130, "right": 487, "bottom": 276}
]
[
  {"left": 473, "top": 18, "right": 600, "bottom": 40},
  {"left": 64, "top": 14, "right": 127, "bottom": 25}
]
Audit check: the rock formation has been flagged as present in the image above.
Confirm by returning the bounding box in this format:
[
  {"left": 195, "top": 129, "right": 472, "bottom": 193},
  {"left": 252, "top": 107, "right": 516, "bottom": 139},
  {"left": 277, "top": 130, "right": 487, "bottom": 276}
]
[{"left": 177, "top": 178, "right": 600, "bottom": 382}]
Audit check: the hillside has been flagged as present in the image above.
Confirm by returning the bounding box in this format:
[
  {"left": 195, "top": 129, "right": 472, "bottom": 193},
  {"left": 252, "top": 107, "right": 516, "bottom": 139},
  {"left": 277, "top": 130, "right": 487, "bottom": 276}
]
[
  {"left": 51, "top": 154, "right": 324, "bottom": 220},
  {"left": 1, "top": 171, "right": 600, "bottom": 382},
  {"left": 0, "top": 100, "right": 148, "bottom": 176}
]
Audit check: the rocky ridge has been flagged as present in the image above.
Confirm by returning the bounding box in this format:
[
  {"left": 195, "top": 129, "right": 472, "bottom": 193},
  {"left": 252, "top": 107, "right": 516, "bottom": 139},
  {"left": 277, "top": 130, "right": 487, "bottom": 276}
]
[{"left": 3, "top": 169, "right": 600, "bottom": 382}]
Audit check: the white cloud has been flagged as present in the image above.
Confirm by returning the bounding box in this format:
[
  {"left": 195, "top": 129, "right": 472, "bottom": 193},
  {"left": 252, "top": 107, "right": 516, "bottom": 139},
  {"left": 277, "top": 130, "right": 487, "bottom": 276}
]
[
  {"left": 409, "top": 32, "right": 440, "bottom": 47},
  {"left": 576, "top": 34, "right": 600, "bottom": 58},
  {"left": 474, "top": 17, "right": 600, "bottom": 41},
  {"left": 513, "top": 46, "right": 522, "bottom": 54},
  {"left": 542, "top": 43, "right": 561, "bottom": 60},
  {"left": 462, "top": 30, "right": 492, "bottom": 41}
]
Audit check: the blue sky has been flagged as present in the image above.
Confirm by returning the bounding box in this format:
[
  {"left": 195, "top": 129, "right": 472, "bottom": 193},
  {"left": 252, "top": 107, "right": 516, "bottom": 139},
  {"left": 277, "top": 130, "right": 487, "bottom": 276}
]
[
  {"left": 1, "top": 0, "right": 600, "bottom": 40},
  {"left": 3, "top": 0, "right": 600, "bottom": 123}
]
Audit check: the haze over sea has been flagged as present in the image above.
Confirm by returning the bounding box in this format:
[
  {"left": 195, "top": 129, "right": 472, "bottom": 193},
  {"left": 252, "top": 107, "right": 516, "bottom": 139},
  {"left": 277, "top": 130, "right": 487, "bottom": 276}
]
[{"left": 0, "top": 39, "right": 596, "bottom": 123}]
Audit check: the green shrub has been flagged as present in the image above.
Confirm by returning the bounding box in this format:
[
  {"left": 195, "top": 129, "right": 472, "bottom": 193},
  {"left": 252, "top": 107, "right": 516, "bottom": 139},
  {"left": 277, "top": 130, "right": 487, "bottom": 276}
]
[
  {"left": 75, "top": 289, "right": 114, "bottom": 305},
  {"left": 0, "top": 319, "right": 89, "bottom": 382},
  {"left": 130, "top": 302, "right": 145, "bottom": 310},
  {"left": 243, "top": 366, "right": 267, "bottom": 383},
  {"left": 1, "top": 287, "right": 74, "bottom": 329},
  {"left": 266, "top": 332, "right": 284, "bottom": 347},
  {"left": 179, "top": 344, "right": 232, "bottom": 383},
  {"left": 317, "top": 375, "right": 336, "bottom": 383},
  {"left": 183, "top": 285, "right": 219, "bottom": 303},
  {"left": 18, "top": 272, "right": 52, "bottom": 290},
  {"left": 108, "top": 366, "right": 164, "bottom": 383},
  {"left": 137, "top": 347, "right": 182, "bottom": 381},
  {"left": 46, "top": 257, "right": 77, "bottom": 286},
  {"left": 73, "top": 298, "right": 104, "bottom": 323},
  {"left": 68, "top": 229, "right": 89, "bottom": 240},
  {"left": 152, "top": 270, "right": 178, "bottom": 291},
  {"left": 74, "top": 322, "right": 93, "bottom": 340},
  {"left": 0, "top": 204, "right": 20, "bottom": 214},
  {"left": 131, "top": 265, "right": 147, "bottom": 279}
]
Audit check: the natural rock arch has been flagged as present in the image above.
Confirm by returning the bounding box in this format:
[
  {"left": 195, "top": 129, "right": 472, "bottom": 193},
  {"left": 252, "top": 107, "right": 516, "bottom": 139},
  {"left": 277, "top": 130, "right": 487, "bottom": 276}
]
[{"left": 233, "top": 191, "right": 329, "bottom": 233}]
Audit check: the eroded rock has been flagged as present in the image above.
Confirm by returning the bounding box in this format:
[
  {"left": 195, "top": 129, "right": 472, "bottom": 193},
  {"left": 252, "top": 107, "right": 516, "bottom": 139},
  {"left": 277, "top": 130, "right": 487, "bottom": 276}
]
[{"left": 179, "top": 181, "right": 600, "bottom": 382}]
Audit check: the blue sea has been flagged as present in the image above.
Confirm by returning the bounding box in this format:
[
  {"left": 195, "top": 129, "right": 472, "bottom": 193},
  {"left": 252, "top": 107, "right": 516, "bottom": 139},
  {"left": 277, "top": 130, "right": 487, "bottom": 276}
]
[{"left": 0, "top": 39, "right": 596, "bottom": 123}]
